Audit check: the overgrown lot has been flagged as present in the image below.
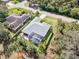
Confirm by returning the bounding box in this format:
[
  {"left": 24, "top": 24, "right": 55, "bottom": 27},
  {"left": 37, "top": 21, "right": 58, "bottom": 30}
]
[
  {"left": 44, "top": 17, "right": 79, "bottom": 59},
  {"left": 31, "top": 0, "right": 79, "bottom": 19}
]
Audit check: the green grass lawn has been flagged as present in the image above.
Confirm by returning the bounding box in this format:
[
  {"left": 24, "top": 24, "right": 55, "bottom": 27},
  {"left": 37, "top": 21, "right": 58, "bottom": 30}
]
[{"left": 42, "top": 16, "right": 58, "bottom": 34}]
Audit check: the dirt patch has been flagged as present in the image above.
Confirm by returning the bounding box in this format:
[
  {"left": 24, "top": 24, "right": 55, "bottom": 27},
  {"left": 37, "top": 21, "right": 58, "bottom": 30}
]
[{"left": 46, "top": 44, "right": 57, "bottom": 59}]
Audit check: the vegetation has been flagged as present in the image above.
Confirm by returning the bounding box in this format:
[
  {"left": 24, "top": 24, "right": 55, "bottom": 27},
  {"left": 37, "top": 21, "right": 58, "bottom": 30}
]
[
  {"left": 11, "top": 0, "right": 22, "bottom": 4},
  {"left": 0, "top": 23, "right": 10, "bottom": 42},
  {"left": 50, "top": 21, "right": 79, "bottom": 59},
  {"left": 0, "top": 2, "right": 8, "bottom": 13},
  {"left": 1, "top": 0, "right": 79, "bottom": 59},
  {"left": 5, "top": 8, "right": 31, "bottom": 16},
  {"left": 0, "top": 23, "right": 12, "bottom": 58},
  {"left": 0, "top": 1, "right": 8, "bottom": 22},
  {"left": 7, "top": 36, "right": 38, "bottom": 58},
  {"left": 40, "top": 16, "right": 79, "bottom": 59},
  {"left": 0, "top": 13, "right": 6, "bottom": 22},
  {"left": 31, "top": 0, "right": 79, "bottom": 19}
]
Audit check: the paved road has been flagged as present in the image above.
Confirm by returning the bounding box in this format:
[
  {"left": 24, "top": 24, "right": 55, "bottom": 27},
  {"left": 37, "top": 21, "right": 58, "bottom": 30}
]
[
  {"left": 40, "top": 11, "right": 79, "bottom": 23},
  {"left": 7, "top": 1, "right": 79, "bottom": 23}
]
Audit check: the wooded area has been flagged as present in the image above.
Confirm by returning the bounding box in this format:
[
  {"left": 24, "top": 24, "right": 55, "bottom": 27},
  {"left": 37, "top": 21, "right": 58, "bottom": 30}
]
[{"left": 31, "top": 0, "right": 79, "bottom": 19}]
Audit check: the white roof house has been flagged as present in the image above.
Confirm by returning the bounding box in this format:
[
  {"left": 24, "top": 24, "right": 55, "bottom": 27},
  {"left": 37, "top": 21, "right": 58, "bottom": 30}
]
[
  {"left": 22, "top": 17, "right": 51, "bottom": 44},
  {"left": 22, "top": 22, "right": 50, "bottom": 37}
]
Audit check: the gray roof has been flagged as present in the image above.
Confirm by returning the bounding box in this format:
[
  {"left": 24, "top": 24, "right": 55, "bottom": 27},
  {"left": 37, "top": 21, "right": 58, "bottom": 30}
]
[
  {"left": 31, "top": 17, "right": 42, "bottom": 23},
  {"left": 6, "top": 14, "right": 19, "bottom": 23},
  {"left": 22, "top": 17, "right": 51, "bottom": 37},
  {"left": 6, "top": 13, "right": 31, "bottom": 31}
]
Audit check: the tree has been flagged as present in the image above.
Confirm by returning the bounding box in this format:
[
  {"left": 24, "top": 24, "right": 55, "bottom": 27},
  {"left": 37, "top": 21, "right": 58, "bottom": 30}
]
[
  {"left": 50, "top": 21, "right": 79, "bottom": 59},
  {"left": 31, "top": 0, "right": 79, "bottom": 19},
  {"left": 70, "top": 8, "right": 79, "bottom": 19},
  {"left": 0, "top": 23, "right": 9, "bottom": 42}
]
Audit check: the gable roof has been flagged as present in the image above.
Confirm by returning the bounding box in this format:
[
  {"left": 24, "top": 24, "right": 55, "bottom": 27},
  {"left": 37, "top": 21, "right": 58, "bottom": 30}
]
[{"left": 22, "top": 17, "right": 51, "bottom": 37}]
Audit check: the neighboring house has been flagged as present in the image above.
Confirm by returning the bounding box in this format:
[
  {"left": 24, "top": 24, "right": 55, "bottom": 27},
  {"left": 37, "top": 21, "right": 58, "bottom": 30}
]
[
  {"left": 29, "top": 2, "right": 39, "bottom": 9},
  {"left": 1, "top": 0, "right": 9, "bottom": 3},
  {"left": 6, "top": 13, "right": 31, "bottom": 31},
  {"left": 22, "top": 17, "right": 51, "bottom": 44}
]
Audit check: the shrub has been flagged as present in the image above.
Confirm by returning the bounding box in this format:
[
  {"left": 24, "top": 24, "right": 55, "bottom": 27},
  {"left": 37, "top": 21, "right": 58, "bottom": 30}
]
[
  {"left": 6, "top": 8, "right": 31, "bottom": 16},
  {"left": 70, "top": 8, "right": 79, "bottom": 19},
  {"left": 0, "top": 18, "right": 5, "bottom": 22},
  {"left": 11, "top": 0, "right": 22, "bottom": 4}
]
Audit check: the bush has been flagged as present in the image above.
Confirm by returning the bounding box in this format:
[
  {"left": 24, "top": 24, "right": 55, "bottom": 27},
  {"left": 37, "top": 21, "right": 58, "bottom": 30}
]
[
  {"left": 0, "top": 18, "right": 5, "bottom": 22},
  {"left": 11, "top": 0, "right": 22, "bottom": 4},
  {"left": 32, "top": 0, "right": 79, "bottom": 19},
  {"left": 70, "top": 8, "right": 79, "bottom": 19},
  {"left": 6, "top": 8, "right": 31, "bottom": 16},
  {"left": 58, "top": 6, "right": 70, "bottom": 15}
]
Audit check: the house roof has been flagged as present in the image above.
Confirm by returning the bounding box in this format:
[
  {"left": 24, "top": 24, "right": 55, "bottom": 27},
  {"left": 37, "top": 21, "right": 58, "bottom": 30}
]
[
  {"left": 6, "top": 13, "right": 31, "bottom": 31},
  {"left": 31, "top": 17, "right": 42, "bottom": 23},
  {"left": 6, "top": 14, "right": 19, "bottom": 23},
  {"left": 22, "top": 17, "right": 51, "bottom": 37}
]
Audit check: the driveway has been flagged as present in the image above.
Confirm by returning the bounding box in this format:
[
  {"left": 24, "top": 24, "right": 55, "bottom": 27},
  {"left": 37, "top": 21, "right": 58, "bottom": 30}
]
[{"left": 40, "top": 11, "right": 79, "bottom": 23}]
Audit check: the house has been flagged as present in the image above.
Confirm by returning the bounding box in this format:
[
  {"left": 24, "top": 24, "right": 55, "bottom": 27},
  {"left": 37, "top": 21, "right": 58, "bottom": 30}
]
[
  {"left": 22, "top": 17, "right": 51, "bottom": 44},
  {"left": 1, "top": 0, "right": 9, "bottom": 3},
  {"left": 29, "top": 2, "right": 39, "bottom": 9},
  {"left": 6, "top": 13, "right": 31, "bottom": 31}
]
